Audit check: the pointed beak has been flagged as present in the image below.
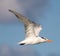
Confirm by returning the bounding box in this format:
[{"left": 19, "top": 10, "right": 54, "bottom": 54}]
[{"left": 46, "top": 39, "right": 53, "bottom": 42}]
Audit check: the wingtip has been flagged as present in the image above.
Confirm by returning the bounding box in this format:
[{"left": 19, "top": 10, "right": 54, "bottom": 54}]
[{"left": 8, "top": 9, "right": 13, "bottom": 12}]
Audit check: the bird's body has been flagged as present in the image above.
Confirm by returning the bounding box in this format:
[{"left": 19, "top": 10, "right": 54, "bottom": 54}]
[
  {"left": 19, "top": 37, "right": 45, "bottom": 45},
  {"left": 9, "top": 9, "right": 52, "bottom": 45}
]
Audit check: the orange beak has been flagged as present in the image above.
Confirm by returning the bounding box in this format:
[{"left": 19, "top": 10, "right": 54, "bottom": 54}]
[{"left": 46, "top": 40, "right": 53, "bottom": 42}]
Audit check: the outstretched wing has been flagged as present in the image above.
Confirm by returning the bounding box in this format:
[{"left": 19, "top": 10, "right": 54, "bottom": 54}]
[
  {"left": 9, "top": 9, "right": 42, "bottom": 38},
  {"left": 9, "top": 10, "right": 36, "bottom": 38},
  {"left": 9, "top": 9, "right": 32, "bottom": 25},
  {"left": 24, "top": 22, "right": 42, "bottom": 38}
]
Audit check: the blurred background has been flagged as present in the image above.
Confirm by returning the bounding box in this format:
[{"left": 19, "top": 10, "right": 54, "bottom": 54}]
[{"left": 0, "top": 0, "right": 60, "bottom": 56}]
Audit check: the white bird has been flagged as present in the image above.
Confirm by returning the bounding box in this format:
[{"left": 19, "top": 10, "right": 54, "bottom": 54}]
[{"left": 9, "top": 9, "right": 52, "bottom": 45}]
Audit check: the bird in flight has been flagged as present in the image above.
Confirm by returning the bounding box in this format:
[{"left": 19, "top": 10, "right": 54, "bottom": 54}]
[{"left": 9, "top": 9, "right": 52, "bottom": 45}]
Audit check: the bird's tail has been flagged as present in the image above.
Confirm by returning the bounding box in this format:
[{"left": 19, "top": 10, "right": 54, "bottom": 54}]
[{"left": 18, "top": 41, "right": 25, "bottom": 45}]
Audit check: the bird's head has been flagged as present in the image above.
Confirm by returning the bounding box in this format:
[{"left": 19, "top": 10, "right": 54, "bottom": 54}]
[{"left": 41, "top": 37, "right": 52, "bottom": 43}]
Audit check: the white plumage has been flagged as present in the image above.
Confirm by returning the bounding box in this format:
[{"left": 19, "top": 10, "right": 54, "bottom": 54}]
[{"left": 9, "top": 9, "right": 52, "bottom": 45}]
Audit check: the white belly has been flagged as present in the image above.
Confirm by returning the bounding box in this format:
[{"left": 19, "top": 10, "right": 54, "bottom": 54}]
[{"left": 20, "top": 37, "right": 41, "bottom": 45}]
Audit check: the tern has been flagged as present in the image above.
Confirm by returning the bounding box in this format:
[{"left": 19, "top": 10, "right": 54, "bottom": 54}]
[{"left": 9, "top": 9, "right": 52, "bottom": 45}]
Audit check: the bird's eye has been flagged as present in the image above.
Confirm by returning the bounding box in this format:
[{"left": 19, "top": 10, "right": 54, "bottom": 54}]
[{"left": 41, "top": 37, "right": 46, "bottom": 40}]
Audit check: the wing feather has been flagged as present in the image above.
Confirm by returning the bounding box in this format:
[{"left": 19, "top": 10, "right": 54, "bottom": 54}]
[
  {"left": 9, "top": 9, "right": 32, "bottom": 25},
  {"left": 9, "top": 9, "right": 42, "bottom": 38},
  {"left": 24, "top": 24, "right": 36, "bottom": 38},
  {"left": 33, "top": 24, "right": 42, "bottom": 36}
]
